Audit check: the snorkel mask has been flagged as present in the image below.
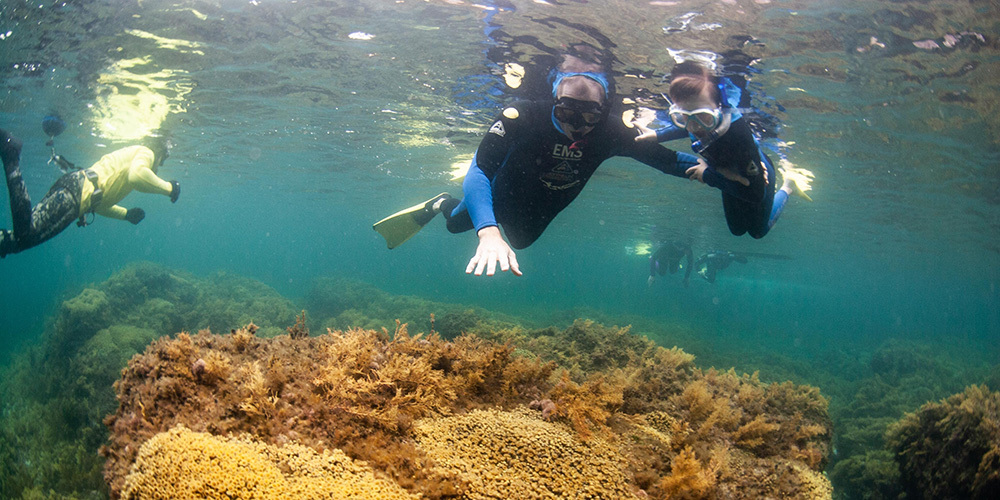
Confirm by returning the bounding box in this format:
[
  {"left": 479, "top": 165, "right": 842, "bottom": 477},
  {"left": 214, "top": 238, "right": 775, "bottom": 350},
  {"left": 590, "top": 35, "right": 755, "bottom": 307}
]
[
  {"left": 665, "top": 80, "right": 734, "bottom": 132},
  {"left": 554, "top": 97, "right": 605, "bottom": 128},
  {"left": 667, "top": 104, "right": 722, "bottom": 130},
  {"left": 550, "top": 71, "right": 611, "bottom": 139}
]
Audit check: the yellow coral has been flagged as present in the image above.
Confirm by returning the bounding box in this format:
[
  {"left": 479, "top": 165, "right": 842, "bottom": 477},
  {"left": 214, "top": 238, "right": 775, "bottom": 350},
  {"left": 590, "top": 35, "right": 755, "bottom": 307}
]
[
  {"left": 121, "top": 424, "right": 417, "bottom": 499},
  {"left": 414, "top": 407, "right": 638, "bottom": 499}
]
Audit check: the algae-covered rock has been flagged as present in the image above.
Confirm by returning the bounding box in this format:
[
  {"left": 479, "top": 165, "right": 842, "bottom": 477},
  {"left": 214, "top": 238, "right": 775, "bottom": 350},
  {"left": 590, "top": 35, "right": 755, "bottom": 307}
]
[
  {"left": 828, "top": 339, "right": 979, "bottom": 498},
  {"left": 307, "top": 276, "right": 522, "bottom": 339},
  {"left": 53, "top": 287, "right": 112, "bottom": 356},
  {"left": 829, "top": 449, "right": 902, "bottom": 500},
  {"left": 103, "top": 320, "right": 832, "bottom": 499},
  {"left": 0, "top": 263, "right": 307, "bottom": 499},
  {"left": 3, "top": 265, "right": 835, "bottom": 500},
  {"left": 886, "top": 384, "right": 1000, "bottom": 499}
]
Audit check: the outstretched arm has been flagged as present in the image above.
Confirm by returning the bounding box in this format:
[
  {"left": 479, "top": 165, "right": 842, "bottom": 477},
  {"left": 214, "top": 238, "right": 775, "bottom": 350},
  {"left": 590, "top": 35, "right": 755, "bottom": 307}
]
[
  {"left": 463, "top": 105, "right": 524, "bottom": 278},
  {"left": 627, "top": 137, "right": 705, "bottom": 179},
  {"left": 126, "top": 148, "right": 173, "bottom": 197},
  {"left": 96, "top": 204, "right": 128, "bottom": 220},
  {"left": 634, "top": 119, "right": 689, "bottom": 143}
]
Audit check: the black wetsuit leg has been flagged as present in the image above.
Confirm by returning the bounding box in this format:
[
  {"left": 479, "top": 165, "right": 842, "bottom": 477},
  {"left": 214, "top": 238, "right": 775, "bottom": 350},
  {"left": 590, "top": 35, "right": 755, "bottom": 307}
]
[
  {"left": 24, "top": 174, "right": 84, "bottom": 248},
  {"left": 2, "top": 140, "right": 82, "bottom": 256},
  {"left": 494, "top": 210, "right": 549, "bottom": 249},
  {"left": 721, "top": 153, "right": 776, "bottom": 238},
  {"left": 440, "top": 197, "right": 474, "bottom": 234}
]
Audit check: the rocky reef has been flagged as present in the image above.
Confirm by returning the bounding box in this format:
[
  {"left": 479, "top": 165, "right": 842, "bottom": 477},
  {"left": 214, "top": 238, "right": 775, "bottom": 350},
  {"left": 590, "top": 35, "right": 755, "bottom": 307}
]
[
  {"left": 102, "top": 318, "right": 832, "bottom": 499},
  {"left": 5, "top": 262, "right": 998, "bottom": 499},
  {"left": 0, "top": 262, "right": 299, "bottom": 500},
  {"left": 825, "top": 339, "right": 997, "bottom": 499},
  {"left": 886, "top": 384, "right": 999, "bottom": 499}
]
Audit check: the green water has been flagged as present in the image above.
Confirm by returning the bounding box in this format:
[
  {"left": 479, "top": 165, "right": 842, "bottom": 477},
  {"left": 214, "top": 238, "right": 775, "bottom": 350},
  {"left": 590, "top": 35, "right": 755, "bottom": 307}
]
[{"left": 1, "top": 0, "right": 997, "bottom": 498}]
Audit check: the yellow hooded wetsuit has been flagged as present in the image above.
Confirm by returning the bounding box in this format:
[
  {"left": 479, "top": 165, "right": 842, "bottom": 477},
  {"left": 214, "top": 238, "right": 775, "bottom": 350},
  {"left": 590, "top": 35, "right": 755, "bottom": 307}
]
[{"left": 79, "top": 145, "right": 173, "bottom": 219}]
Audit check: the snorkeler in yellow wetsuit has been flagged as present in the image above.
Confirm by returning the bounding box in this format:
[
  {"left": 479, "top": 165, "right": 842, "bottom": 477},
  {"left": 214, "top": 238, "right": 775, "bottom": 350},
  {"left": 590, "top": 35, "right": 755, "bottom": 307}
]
[
  {"left": 80, "top": 145, "right": 176, "bottom": 219},
  {"left": 0, "top": 129, "right": 180, "bottom": 258}
]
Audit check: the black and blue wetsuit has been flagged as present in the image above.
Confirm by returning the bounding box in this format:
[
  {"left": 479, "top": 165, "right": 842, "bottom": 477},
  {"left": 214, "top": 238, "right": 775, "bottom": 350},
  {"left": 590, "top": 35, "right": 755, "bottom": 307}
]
[
  {"left": 440, "top": 99, "right": 700, "bottom": 249},
  {"left": 655, "top": 78, "right": 789, "bottom": 238},
  {"left": 650, "top": 239, "right": 693, "bottom": 284},
  {"left": 694, "top": 250, "right": 748, "bottom": 283}
]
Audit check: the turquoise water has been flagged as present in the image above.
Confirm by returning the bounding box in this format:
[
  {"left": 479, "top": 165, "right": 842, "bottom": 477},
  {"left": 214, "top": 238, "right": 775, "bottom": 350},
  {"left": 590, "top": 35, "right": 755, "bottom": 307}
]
[{"left": 1, "top": 0, "right": 998, "bottom": 497}]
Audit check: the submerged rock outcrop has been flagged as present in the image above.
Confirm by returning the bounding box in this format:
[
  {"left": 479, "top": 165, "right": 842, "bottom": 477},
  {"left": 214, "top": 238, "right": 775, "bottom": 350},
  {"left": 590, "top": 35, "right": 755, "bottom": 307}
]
[
  {"left": 102, "top": 319, "right": 833, "bottom": 499},
  {"left": 886, "top": 384, "right": 1000, "bottom": 500}
]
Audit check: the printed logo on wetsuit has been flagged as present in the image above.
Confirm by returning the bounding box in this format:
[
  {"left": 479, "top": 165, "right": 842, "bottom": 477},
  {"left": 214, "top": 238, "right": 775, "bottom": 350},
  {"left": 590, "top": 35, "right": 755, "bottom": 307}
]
[
  {"left": 552, "top": 143, "right": 583, "bottom": 160},
  {"left": 488, "top": 120, "right": 505, "bottom": 137},
  {"left": 539, "top": 161, "right": 580, "bottom": 191}
]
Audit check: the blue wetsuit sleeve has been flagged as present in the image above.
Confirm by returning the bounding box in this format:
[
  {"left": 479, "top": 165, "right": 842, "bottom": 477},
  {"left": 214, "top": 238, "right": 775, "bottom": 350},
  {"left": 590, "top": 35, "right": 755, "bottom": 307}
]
[
  {"left": 655, "top": 122, "right": 689, "bottom": 142},
  {"left": 676, "top": 152, "right": 700, "bottom": 171},
  {"left": 462, "top": 156, "right": 497, "bottom": 232},
  {"left": 463, "top": 101, "right": 528, "bottom": 232}
]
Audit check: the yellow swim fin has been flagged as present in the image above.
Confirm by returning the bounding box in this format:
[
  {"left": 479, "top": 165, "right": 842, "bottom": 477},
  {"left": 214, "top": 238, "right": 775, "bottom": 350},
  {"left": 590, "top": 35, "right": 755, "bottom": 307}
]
[
  {"left": 778, "top": 161, "right": 815, "bottom": 202},
  {"left": 373, "top": 193, "right": 450, "bottom": 249}
]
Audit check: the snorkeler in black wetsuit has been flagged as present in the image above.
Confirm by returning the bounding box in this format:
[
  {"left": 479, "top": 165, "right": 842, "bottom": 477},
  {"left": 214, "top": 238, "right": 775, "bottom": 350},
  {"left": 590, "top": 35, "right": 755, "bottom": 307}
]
[
  {"left": 639, "top": 60, "right": 814, "bottom": 238},
  {"left": 648, "top": 239, "right": 693, "bottom": 287},
  {"left": 427, "top": 48, "right": 707, "bottom": 277},
  {"left": 438, "top": 96, "right": 700, "bottom": 248},
  {"left": 693, "top": 250, "right": 747, "bottom": 284}
]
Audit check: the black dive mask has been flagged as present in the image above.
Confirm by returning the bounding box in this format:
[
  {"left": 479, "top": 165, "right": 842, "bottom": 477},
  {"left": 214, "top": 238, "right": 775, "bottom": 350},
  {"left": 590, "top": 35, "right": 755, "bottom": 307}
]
[{"left": 553, "top": 97, "right": 605, "bottom": 129}]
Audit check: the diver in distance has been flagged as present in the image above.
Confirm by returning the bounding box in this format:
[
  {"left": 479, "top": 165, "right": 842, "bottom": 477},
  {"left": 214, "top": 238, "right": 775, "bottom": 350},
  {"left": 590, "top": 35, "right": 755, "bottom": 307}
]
[
  {"left": 374, "top": 44, "right": 711, "bottom": 277},
  {"left": 693, "top": 249, "right": 792, "bottom": 283},
  {"left": 648, "top": 238, "right": 693, "bottom": 288},
  {"left": 693, "top": 250, "right": 747, "bottom": 284},
  {"left": 0, "top": 127, "right": 180, "bottom": 258}
]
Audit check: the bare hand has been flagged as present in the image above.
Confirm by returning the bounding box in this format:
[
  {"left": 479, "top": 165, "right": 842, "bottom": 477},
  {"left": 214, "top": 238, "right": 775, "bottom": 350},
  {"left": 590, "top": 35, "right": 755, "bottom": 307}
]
[
  {"left": 686, "top": 161, "right": 751, "bottom": 187},
  {"left": 466, "top": 226, "right": 522, "bottom": 277},
  {"left": 685, "top": 159, "right": 709, "bottom": 183},
  {"left": 634, "top": 122, "right": 658, "bottom": 142},
  {"left": 719, "top": 167, "right": 751, "bottom": 187}
]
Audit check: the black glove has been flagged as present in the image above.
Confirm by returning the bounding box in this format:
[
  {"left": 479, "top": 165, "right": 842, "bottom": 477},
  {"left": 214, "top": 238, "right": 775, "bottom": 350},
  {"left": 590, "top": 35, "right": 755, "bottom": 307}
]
[
  {"left": 125, "top": 208, "right": 145, "bottom": 225},
  {"left": 169, "top": 180, "right": 180, "bottom": 203}
]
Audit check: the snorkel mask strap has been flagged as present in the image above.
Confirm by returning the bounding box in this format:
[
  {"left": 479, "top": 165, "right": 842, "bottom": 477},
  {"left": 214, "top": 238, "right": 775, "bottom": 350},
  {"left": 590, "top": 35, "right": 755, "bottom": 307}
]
[
  {"left": 717, "top": 77, "right": 744, "bottom": 121},
  {"left": 550, "top": 71, "right": 611, "bottom": 100}
]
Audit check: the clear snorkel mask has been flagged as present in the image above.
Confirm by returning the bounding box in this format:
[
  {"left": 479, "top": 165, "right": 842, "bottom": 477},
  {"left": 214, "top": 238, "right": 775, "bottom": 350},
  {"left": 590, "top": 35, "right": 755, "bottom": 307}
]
[{"left": 667, "top": 101, "right": 723, "bottom": 130}]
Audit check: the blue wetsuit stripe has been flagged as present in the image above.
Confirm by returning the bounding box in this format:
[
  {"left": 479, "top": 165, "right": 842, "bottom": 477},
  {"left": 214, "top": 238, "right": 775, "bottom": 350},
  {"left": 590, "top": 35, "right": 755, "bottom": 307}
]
[
  {"left": 768, "top": 189, "right": 788, "bottom": 230},
  {"left": 654, "top": 121, "right": 688, "bottom": 142},
  {"left": 462, "top": 157, "right": 498, "bottom": 231}
]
